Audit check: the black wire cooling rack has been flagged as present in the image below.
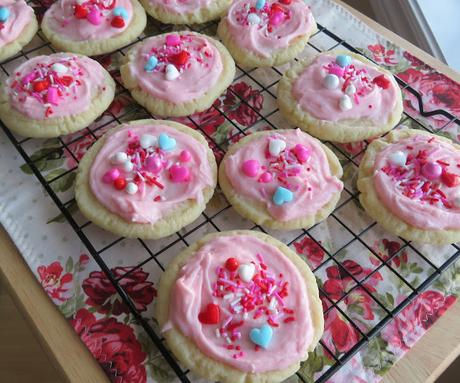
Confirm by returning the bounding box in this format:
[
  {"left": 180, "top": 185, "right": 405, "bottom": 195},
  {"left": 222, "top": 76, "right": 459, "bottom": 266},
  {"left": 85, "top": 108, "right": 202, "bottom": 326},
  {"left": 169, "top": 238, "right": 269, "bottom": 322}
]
[{"left": 1, "top": 5, "right": 460, "bottom": 382}]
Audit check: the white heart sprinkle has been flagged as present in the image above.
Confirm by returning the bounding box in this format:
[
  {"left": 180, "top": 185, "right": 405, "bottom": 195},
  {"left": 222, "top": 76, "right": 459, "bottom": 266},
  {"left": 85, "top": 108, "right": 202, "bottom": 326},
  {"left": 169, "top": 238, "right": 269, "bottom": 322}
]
[
  {"left": 389, "top": 151, "right": 407, "bottom": 167},
  {"left": 125, "top": 182, "right": 138, "bottom": 195},
  {"left": 247, "top": 13, "right": 261, "bottom": 25},
  {"left": 51, "top": 63, "right": 68, "bottom": 74},
  {"left": 122, "top": 161, "right": 134, "bottom": 172},
  {"left": 339, "top": 95, "right": 353, "bottom": 111},
  {"left": 345, "top": 84, "right": 356, "bottom": 95},
  {"left": 165, "top": 64, "right": 180, "bottom": 81},
  {"left": 323, "top": 74, "right": 339, "bottom": 90},
  {"left": 140, "top": 134, "right": 157, "bottom": 149},
  {"left": 238, "top": 263, "right": 256, "bottom": 282},
  {"left": 269, "top": 138, "right": 286, "bottom": 157},
  {"left": 112, "top": 152, "right": 128, "bottom": 164}
]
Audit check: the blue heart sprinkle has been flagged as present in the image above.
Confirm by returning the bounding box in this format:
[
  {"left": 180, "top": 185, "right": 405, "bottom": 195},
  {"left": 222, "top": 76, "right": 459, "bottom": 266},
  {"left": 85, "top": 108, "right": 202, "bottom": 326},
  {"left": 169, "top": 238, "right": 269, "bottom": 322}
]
[
  {"left": 272, "top": 186, "right": 293, "bottom": 206},
  {"left": 0, "top": 7, "right": 10, "bottom": 22},
  {"left": 249, "top": 324, "right": 273, "bottom": 349},
  {"left": 336, "top": 54, "right": 352, "bottom": 68},
  {"left": 144, "top": 55, "right": 158, "bottom": 72},
  {"left": 158, "top": 133, "right": 176, "bottom": 151},
  {"left": 255, "top": 0, "right": 266, "bottom": 10},
  {"left": 113, "top": 6, "right": 128, "bottom": 19}
]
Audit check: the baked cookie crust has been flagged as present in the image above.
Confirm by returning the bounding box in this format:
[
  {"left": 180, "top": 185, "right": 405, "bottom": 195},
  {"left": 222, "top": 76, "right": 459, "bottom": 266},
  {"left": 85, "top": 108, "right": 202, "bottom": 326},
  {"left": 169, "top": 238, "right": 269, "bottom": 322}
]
[{"left": 0, "top": 13, "right": 38, "bottom": 63}]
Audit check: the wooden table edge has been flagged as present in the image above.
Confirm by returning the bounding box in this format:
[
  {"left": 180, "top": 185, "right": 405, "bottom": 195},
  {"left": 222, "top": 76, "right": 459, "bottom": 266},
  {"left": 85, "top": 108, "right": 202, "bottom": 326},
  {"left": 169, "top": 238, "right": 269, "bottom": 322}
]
[{"left": 1, "top": 3, "right": 459, "bottom": 383}]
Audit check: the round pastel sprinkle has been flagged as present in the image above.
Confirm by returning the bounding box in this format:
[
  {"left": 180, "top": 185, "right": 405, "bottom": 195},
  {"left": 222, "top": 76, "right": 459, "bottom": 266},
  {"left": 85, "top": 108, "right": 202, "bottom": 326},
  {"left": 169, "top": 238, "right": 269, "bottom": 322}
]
[
  {"left": 242, "top": 159, "right": 260, "bottom": 177},
  {"left": 345, "top": 84, "right": 357, "bottom": 95},
  {"left": 0, "top": 6, "right": 10, "bottom": 22},
  {"left": 258, "top": 172, "right": 272, "bottom": 183},
  {"left": 323, "top": 74, "right": 339, "bottom": 90},
  {"left": 166, "top": 34, "right": 181, "bottom": 47},
  {"left": 268, "top": 138, "right": 286, "bottom": 157},
  {"left": 158, "top": 133, "right": 176, "bottom": 151},
  {"left": 140, "top": 134, "right": 156, "bottom": 149},
  {"left": 389, "top": 151, "right": 407, "bottom": 167},
  {"left": 87, "top": 7, "right": 102, "bottom": 25},
  {"left": 225, "top": 257, "right": 239, "bottom": 272},
  {"left": 102, "top": 168, "right": 120, "bottom": 183},
  {"left": 125, "top": 182, "right": 138, "bottom": 195},
  {"left": 113, "top": 6, "right": 128, "bottom": 19},
  {"left": 273, "top": 186, "right": 293, "bottom": 205},
  {"left": 249, "top": 324, "right": 273, "bottom": 349},
  {"left": 336, "top": 54, "right": 352, "bottom": 68},
  {"left": 51, "top": 63, "right": 68, "bottom": 74},
  {"left": 247, "top": 13, "right": 261, "bottom": 25},
  {"left": 293, "top": 144, "right": 311, "bottom": 163},
  {"left": 112, "top": 152, "right": 128, "bottom": 164},
  {"left": 339, "top": 95, "right": 353, "bottom": 111},
  {"left": 122, "top": 161, "right": 134, "bottom": 172},
  {"left": 255, "top": 0, "right": 266, "bottom": 10},
  {"left": 169, "top": 165, "right": 190, "bottom": 183},
  {"left": 144, "top": 156, "right": 162, "bottom": 173},
  {"left": 165, "top": 64, "right": 180, "bottom": 81},
  {"left": 421, "top": 162, "right": 442, "bottom": 180},
  {"left": 179, "top": 150, "right": 192, "bottom": 162},
  {"left": 144, "top": 55, "right": 158, "bottom": 72}
]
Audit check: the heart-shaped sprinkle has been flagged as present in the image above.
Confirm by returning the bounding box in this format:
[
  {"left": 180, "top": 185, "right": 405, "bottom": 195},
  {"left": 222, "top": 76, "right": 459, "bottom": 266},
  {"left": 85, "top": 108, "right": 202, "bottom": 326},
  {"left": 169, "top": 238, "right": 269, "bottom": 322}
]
[
  {"left": 279, "top": 0, "right": 292, "bottom": 4},
  {"left": 273, "top": 186, "right": 293, "bottom": 205},
  {"left": 165, "top": 64, "right": 180, "bottom": 81},
  {"left": 87, "top": 7, "right": 102, "bottom": 25},
  {"left": 140, "top": 134, "right": 156, "bottom": 149},
  {"left": 166, "top": 34, "right": 181, "bottom": 47},
  {"left": 0, "top": 6, "right": 10, "bottom": 22},
  {"left": 293, "top": 144, "right": 311, "bottom": 163},
  {"left": 249, "top": 324, "right": 273, "bottom": 349},
  {"left": 74, "top": 4, "right": 88, "bottom": 19},
  {"left": 179, "top": 150, "right": 191, "bottom": 162},
  {"left": 51, "top": 63, "right": 68, "bottom": 74},
  {"left": 373, "top": 74, "right": 390, "bottom": 89},
  {"left": 198, "top": 303, "right": 220, "bottom": 325},
  {"left": 170, "top": 51, "right": 190, "bottom": 67},
  {"left": 225, "top": 258, "right": 239, "bottom": 272},
  {"left": 144, "top": 156, "right": 163, "bottom": 173},
  {"left": 111, "top": 16, "right": 125, "bottom": 28},
  {"left": 323, "top": 74, "right": 339, "bottom": 90},
  {"left": 112, "top": 151, "right": 128, "bottom": 164},
  {"left": 169, "top": 165, "right": 190, "bottom": 183},
  {"left": 102, "top": 168, "right": 120, "bottom": 183},
  {"left": 389, "top": 151, "right": 406, "bottom": 167},
  {"left": 258, "top": 172, "right": 272, "bottom": 183},
  {"left": 113, "top": 6, "right": 128, "bottom": 19},
  {"left": 125, "top": 182, "right": 138, "bottom": 195},
  {"left": 46, "top": 87, "right": 59, "bottom": 105},
  {"left": 328, "top": 63, "right": 345, "bottom": 77},
  {"left": 255, "top": 0, "right": 266, "bottom": 10},
  {"left": 336, "top": 54, "right": 352, "bottom": 68},
  {"left": 247, "top": 13, "right": 260, "bottom": 24},
  {"left": 339, "top": 95, "right": 353, "bottom": 111},
  {"left": 158, "top": 133, "right": 176, "bottom": 151},
  {"left": 269, "top": 138, "right": 286, "bottom": 157},
  {"left": 441, "top": 169, "right": 460, "bottom": 187},
  {"left": 33, "top": 79, "right": 50, "bottom": 92},
  {"left": 144, "top": 55, "right": 158, "bottom": 72},
  {"left": 242, "top": 159, "right": 260, "bottom": 177},
  {"left": 238, "top": 263, "right": 255, "bottom": 282}
]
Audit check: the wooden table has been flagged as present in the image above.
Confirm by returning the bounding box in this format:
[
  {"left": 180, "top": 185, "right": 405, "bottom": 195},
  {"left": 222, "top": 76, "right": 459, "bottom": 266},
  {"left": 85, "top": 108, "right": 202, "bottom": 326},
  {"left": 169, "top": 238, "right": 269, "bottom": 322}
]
[{"left": 1, "top": 2, "right": 460, "bottom": 382}]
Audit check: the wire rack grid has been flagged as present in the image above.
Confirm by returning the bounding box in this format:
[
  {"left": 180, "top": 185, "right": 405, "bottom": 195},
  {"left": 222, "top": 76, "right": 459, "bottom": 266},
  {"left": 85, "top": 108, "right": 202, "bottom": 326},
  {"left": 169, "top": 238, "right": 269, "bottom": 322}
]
[{"left": 1, "top": 5, "right": 460, "bottom": 383}]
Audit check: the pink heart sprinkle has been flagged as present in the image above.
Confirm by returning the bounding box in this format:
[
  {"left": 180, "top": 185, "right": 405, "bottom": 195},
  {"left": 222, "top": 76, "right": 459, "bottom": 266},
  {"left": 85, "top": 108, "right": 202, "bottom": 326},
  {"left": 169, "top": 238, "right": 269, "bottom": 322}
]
[
  {"left": 328, "top": 64, "right": 345, "bottom": 77},
  {"left": 242, "top": 159, "right": 260, "bottom": 177},
  {"left": 179, "top": 150, "right": 192, "bottom": 163},
  {"left": 144, "top": 156, "right": 163, "bottom": 174},
  {"left": 293, "top": 144, "right": 311, "bottom": 163},
  {"left": 258, "top": 172, "right": 272, "bottom": 183},
  {"left": 47, "top": 87, "right": 59, "bottom": 105},
  {"left": 166, "top": 34, "right": 181, "bottom": 47},
  {"left": 169, "top": 165, "right": 190, "bottom": 183},
  {"left": 87, "top": 7, "right": 102, "bottom": 25},
  {"left": 22, "top": 71, "right": 38, "bottom": 85},
  {"left": 103, "top": 168, "right": 120, "bottom": 183}
]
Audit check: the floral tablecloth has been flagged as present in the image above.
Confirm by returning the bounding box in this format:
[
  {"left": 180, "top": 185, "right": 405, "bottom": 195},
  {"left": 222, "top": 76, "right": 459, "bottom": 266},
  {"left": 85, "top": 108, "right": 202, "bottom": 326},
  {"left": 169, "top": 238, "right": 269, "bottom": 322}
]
[{"left": 1, "top": 0, "right": 460, "bottom": 382}]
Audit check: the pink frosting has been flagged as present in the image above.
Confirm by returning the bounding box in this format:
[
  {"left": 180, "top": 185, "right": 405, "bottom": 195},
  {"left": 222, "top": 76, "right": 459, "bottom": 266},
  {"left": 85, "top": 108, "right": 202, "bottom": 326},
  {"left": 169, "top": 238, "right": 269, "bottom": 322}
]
[
  {"left": 6, "top": 53, "right": 109, "bottom": 120},
  {"left": 0, "top": 0, "right": 34, "bottom": 48},
  {"left": 224, "top": 0, "right": 315, "bottom": 58},
  {"left": 89, "top": 123, "right": 214, "bottom": 223},
  {"left": 224, "top": 129, "right": 343, "bottom": 221},
  {"left": 148, "top": 0, "right": 211, "bottom": 13},
  {"left": 374, "top": 134, "right": 460, "bottom": 230},
  {"left": 292, "top": 53, "right": 399, "bottom": 123},
  {"left": 168, "top": 234, "right": 314, "bottom": 372},
  {"left": 126, "top": 33, "right": 223, "bottom": 104},
  {"left": 43, "top": 0, "right": 133, "bottom": 41}
]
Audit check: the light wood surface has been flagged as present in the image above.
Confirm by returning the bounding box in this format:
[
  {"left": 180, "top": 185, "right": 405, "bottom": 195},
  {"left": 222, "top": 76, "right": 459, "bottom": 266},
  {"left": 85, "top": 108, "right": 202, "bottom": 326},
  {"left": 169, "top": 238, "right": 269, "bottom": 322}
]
[{"left": 0, "top": 2, "right": 459, "bottom": 382}]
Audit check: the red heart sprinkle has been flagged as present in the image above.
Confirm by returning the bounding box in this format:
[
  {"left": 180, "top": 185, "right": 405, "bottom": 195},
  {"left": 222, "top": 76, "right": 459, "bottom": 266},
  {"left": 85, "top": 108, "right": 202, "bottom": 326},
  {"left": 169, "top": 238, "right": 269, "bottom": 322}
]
[
  {"left": 74, "top": 5, "right": 88, "bottom": 19},
  {"left": 198, "top": 303, "right": 220, "bottom": 325},
  {"left": 225, "top": 258, "right": 239, "bottom": 272},
  {"left": 113, "top": 177, "right": 126, "bottom": 190},
  {"left": 60, "top": 75, "right": 74, "bottom": 86},
  {"left": 32, "top": 80, "right": 50, "bottom": 92},
  {"left": 279, "top": 0, "right": 292, "bottom": 4},
  {"left": 111, "top": 16, "right": 125, "bottom": 28},
  {"left": 170, "top": 51, "right": 190, "bottom": 66},
  {"left": 271, "top": 3, "right": 285, "bottom": 13},
  {"left": 441, "top": 170, "right": 460, "bottom": 187},
  {"left": 373, "top": 74, "right": 390, "bottom": 89}
]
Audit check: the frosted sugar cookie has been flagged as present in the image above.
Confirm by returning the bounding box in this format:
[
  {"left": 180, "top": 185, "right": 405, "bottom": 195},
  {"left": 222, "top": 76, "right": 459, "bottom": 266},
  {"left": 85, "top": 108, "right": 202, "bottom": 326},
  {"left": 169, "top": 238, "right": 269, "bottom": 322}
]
[
  {"left": 41, "top": 0, "right": 146, "bottom": 56},
  {"left": 120, "top": 31, "right": 235, "bottom": 117},
  {"left": 358, "top": 129, "right": 460, "bottom": 244},
  {"left": 140, "top": 0, "right": 231, "bottom": 25},
  {"left": 217, "top": 0, "right": 317, "bottom": 67},
  {"left": 0, "top": 0, "right": 38, "bottom": 62},
  {"left": 0, "top": 53, "right": 115, "bottom": 137},
  {"left": 278, "top": 52, "right": 403, "bottom": 143},
  {"left": 156, "top": 230, "right": 324, "bottom": 383},
  {"left": 219, "top": 129, "right": 343, "bottom": 230},
  {"left": 75, "top": 119, "right": 217, "bottom": 239}
]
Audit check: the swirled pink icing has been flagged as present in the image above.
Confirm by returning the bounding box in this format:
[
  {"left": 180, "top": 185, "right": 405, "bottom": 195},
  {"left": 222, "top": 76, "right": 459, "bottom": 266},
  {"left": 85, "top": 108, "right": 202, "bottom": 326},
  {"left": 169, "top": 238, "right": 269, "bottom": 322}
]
[
  {"left": 224, "top": 129, "right": 343, "bottom": 221},
  {"left": 43, "top": 0, "right": 132, "bottom": 41},
  {"left": 292, "top": 53, "right": 399, "bottom": 123},
  {"left": 89, "top": 123, "right": 215, "bottom": 223},
  {"left": 126, "top": 32, "right": 223, "bottom": 104},
  {"left": 223, "top": 0, "right": 314, "bottom": 58},
  {"left": 148, "top": 0, "right": 211, "bottom": 13},
  {"left": 6, "top": 53, "right": 109, "bottom": 119},
  {"left": 0, "top": 0, "right": 34, "bottom": 48},
  {"left": 374, "top": 134, "right": 460, "bottom": 230},
  {"left": 167, "top": 234, "right": 313, "bottom": 372}
]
